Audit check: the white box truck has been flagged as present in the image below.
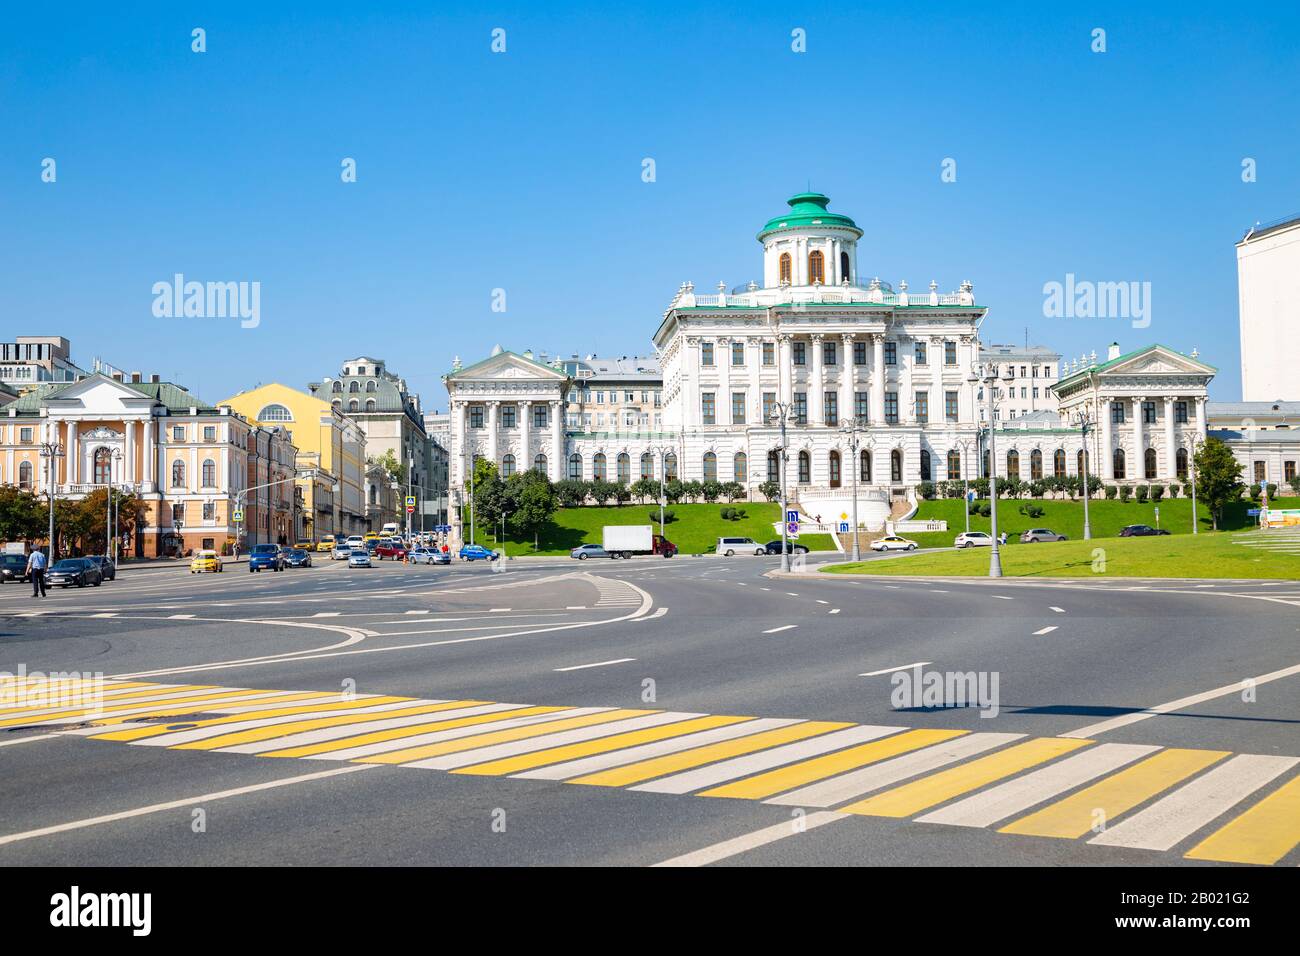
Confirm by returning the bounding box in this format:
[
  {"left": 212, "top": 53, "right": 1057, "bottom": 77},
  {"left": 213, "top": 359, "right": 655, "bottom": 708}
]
[{"left": 601, "top": 525, "right": 678, "bottom": 559}]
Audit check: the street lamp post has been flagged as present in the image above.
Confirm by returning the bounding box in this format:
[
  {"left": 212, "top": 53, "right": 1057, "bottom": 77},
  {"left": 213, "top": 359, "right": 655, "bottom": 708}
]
[
  {"left": 40, "top": 442, "right": 65, "bottom": 562},
  {"left": 237, "top": 471, "right": 314, "bottom": 555},
  {"left": 650, "top": 444, "right": 674, "bottom": 537},
  {"left": 1186, "top": 434, "right": 1200, "bottom": 534},
  {"left": 1073, "top": 410, "right": 1093, "bottom": 541},
  {"left": 838, "top": 417, "right": 866, "bottom": 561},
  {"left": 977, "top": 363, "right": 1013, "bottom": 577},
  {"left": 767, "top": 401, "right": 797, "bottom": 573},
  {"left": 955, "top": 437, "right": 975, "bottom": 536}
]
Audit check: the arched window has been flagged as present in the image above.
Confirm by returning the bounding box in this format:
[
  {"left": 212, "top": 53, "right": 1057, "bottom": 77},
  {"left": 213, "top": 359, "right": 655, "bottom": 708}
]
[
  {"left": 703, "top": 452, "right": 717, "bottom": 482},
  {"left": 664, "top": 452, "right": 678, "bottom": 481},
  {"left": 1144, "top": 447, "right": 1157, "bottom": 479},
  {"left": 617, "top": 453, "right": 630, "bottom": 484},
  {"left": 829, "top": 450, "right": 842, "bottom": 488},
  {"left": 1176, "top": 447, "right": 1188, "bottom": 480},
  {"left": 891, "top": 449, "right": 903, "bottom": 483},
  {"left": 348, "top": 400, "right": 359, "bottom": 412},
  {"left": 534, "top": 453, "right": 547, "bottom": 474},
  {"left": 1113, "top": 448, "right": 1126, "bottom": 479},
  {"left": 93, "top": 447, "right": 112, "bottom": 484},
  {"left": 257, "top": 404, "right": 293, "bottom": 422},
  {"left": 593, "top": 453, "right": 607, "bottom": 480},
  {"left": 365, "top": 399, "right": 376, "bottom": 413},
  {"left": 808, "top": 250, "right": 825, "bottom": 285},
  {"left": 1054, "top": 449, "right": 1067, "bottom": 478},
  {"left": 947, "top": 449, "right": 961, "bottom": 480},
  {"left": 982, "top": 450, "right": 990, "bottom": 478},
  {"left": 202, "top": 458, "right": 216, "bottom": 487},
  {"left": 502, "top": 454, "right": 516, "bottom": 478},
  {"left": 640, "top": 452, "right": 654, "bottom": 480},
  {"left": 840, "top": 250, "right": 851, "bottom": 284},
  {"left": 171, "top": 459, "right": 185, "bottom": 488},
  {"left": 1030, "top": 449, "right": 1043, "bottom": 480},
  {"left": 331, "top": 381, "right": 342, "bottom": 393},
  {"left": 369, "top": 484, "right": 377, "bottom": 504},
  {"left": 366, "top": 381, "right": 377, "bottom": 393},
  {"left": 1077, "top": 449, "right": 1087, "bottom": 476},
  {"left": 860, "top": 449, "right": 872, "bottom": 483},
  {"left": 798, "top": 450, "right": 811, "bottom": 484},
  {"left": 778, "top": 252, "right": 792, "bottom": 284},
  {"left": 920, "top": 449, "right": 932, "bottom": 482},
  {"left": 767, "top": 449, "right": 780, "bottom": 481},
  {"left": 332, "top": 399, "right": 341, "bottom": 409},
  {"left": 568, "top": 453, "right": 583, "bottom": 480},
  {"left": 348, "top": 381, "right": 360, "bottom": 393},
  {"left": 1006, "top": 449, "right": 1020, "bottom": 479},
  {"left": 733, "top": 452, "right": 747, "bottom": 483},
  {"left": 19, "top": 460, "right": 33, "bottom": 489}
]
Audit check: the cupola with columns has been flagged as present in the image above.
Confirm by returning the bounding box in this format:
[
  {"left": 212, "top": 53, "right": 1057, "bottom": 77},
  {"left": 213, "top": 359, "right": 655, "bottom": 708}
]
[{"left": 758, "top": 193, "right": 864, "bottom": 290}]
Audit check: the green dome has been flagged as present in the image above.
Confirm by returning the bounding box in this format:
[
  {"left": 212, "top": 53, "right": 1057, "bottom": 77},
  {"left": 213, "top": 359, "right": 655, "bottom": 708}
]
[{"left": 758, "top": 192, "right": 862, "bottom": 241}]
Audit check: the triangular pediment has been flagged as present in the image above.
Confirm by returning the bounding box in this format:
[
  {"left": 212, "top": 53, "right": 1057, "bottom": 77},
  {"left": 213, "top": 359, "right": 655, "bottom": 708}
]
[
  {"left": 1102, "top": 345, "right": 1215, "bottom": 378},
  {"left": 43, "top": 373, "right": 157, "bottom": 411},
  {"left": 448, "top": 351, "right": 567, "bottom": 382}
]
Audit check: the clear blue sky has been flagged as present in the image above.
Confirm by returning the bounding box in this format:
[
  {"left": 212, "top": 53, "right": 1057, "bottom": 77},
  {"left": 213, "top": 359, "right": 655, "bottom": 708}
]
[{"left": 4, "top": 2, "right": 1297, "bottom": 407}]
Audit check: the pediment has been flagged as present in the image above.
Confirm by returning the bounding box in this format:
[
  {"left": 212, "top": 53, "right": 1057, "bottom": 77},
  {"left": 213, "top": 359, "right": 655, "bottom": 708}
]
[
  {"left": 450, "top": 352, "right": 567, "bottom": 383},
  {"left": 43, "top": 373, "right": 156, "bottom": 412},
  {"left": 1103, "top": 347, "right": 1213, "bottom": 378}
]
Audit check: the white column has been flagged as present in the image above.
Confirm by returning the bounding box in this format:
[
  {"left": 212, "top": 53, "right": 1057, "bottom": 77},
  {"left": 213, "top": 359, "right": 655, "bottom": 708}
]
[
  {"left": 125, "top": 420, "right": 136, "bottom": 484},
  {"left": 900, "top": 336, "right": 913, "bottom": 424},
  {"left": 1132, "top": 396, "right": 1145, "bottom": 479},
  {"left": 519, "top": 400, "right": 531, "bottom": 469},
  {"left": 810, "top": 333, "right": 824, "bottom": 425},
  {"left": 840, "top": 333, "right": 855, "bottom": 425},
  {"left": 778, "top": 334, "right": 792, "bottom": 407},
  {"left": 1195, "top": 396, "right": 1208, "bottom": 441},
  {"left": 872, "top": 333, "right": 886, "bottom": 426},
  {"left": 1163, "top": 396, "right": 1177, "bottom": 480},
  {"left": 67, "top": 421, "right": 78, "bottom": 484},
  {"left": 486, "top": 401, "right": 499, "bottom": 466},
  {"left": 718, "top": 337, "right": 731, "bottom": 427},
  {"left": 550, "top": 400, "right": 563, "bottom": 481},
  {"left": 449, "top": 400, "right": 464, "bottom": 491},
  {"left": 1100, "top": 397, "right": 1113, "bottom": 480}
]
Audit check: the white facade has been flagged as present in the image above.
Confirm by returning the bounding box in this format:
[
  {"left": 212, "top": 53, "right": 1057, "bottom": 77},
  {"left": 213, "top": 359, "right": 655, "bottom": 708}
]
[
  {"left": 978, "top": 343, "right": 1061, "bottom": 421},
  {"left": 1237, "top": 216, "right": 1300, "bottom": 402}
]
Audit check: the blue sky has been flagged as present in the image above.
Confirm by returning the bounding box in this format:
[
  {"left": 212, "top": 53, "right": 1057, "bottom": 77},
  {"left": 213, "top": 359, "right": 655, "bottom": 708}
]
[{"left": 3, "top": 2, "right": 1297, "bottom": 406}]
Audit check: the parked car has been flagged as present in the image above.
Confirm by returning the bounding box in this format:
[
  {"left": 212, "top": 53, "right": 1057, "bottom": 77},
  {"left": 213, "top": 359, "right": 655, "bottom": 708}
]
[
  {"left": 1020, "top": 528, "right": 1068, "bottom": 543},
  {"left": 871, "top": 535, "right": 918, "bottom": 552},
  {"left": 84, "top": 555, "right": 117, "bottom": 581},
  {"left": 1118, "top": 524, "right": 1170, "bottom": 537},
  {"left": 347, "top": 548, "right": 373, "bottom": 567},
  {"left": 716, "top": 537, "right": 765, "bottom": 557},
  {"left": 375, "top": 540, "right": 407, "bottom": 561},
  {"left": 190, "top": 549, "right": 223, "bottom": 573},
  {"left": 571, "top": 543, "right": 611, "bottom": 560},
  {"left": 430, "top": 549, "right": 451, "bottom": 565},
  {"left": 954, "top": 531, "right": 993, "bottom": 548},
  {"left": 284, "top": 548, "right": 313, "bottom": 567},
  {"left": 248, "top": 543, "right": 285, "bottom": 572},
  {"left": 331, "top": 544, "right": 352, "bottom": 561},
  {"left": 1, "top": 553, "right": 31, "bottom": 583},
  {"left": 764, "top": 540, "right": 810, "bottom": 555},
  {"left": 408, "top": 547, "right": 446, "bottom": 565},
  {"left": 316, "top": 535, "right": 336, "bottom": 553},
  {"left": 47, "top": 558, "right": 103, "bottom": 588},
  {"left": 458, "top": 544, "right": 498, "bottom": 561}
]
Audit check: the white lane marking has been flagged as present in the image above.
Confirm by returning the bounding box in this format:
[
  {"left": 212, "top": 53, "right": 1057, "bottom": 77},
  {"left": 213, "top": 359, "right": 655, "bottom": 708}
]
[
  {"left": 312, "top": 612, "right": 340, "bottom": 618},
  {"left": 859, "top": 661, "right": 931, "bottom": 677},
  {"left": 929, "top": 589, "right": 949, "bottom": 593},
  {"left": 0, "top": 733, "right": 66, "bottom": 749},
  {"left": 785, "top": 593, "right": 799, "bottom": 597},
  {"left": 1032, "top": 626, "right": 1058, "bottom": 636},
  {"left": 759, "top": 588, "right": 771, "bottom": 591},
  {"left": 167, "top": 613, "right": 195, "bottom": 619},
  {"left": 632, "top": 725, "right": 905, "bottom": 795},
  {"left": 917, "top": 743, "right": 1160, "bottom": 828},
  {"left": 884, "top": 585, "right": 901, "bottom": 589},
  {"left": 991, "top": 596, "right": 1013, "bottom": 601},
  {"left": 736, "top": 582, "right": 747, "bottom": 586},
  {"left": 1049, "top": 606, "right": 1065, "bottom": 613},
  {"left": 1065, "top": 661, "right": 1300, "bottom": 738},
  {"left": 634, "top": 607, "right": 669, "bottom": 621},
  {"left": 90, "top": 613, "right": 118, "bottom": 618},
  {"left": 0, "top": 764, "right": 377, "bottom": 847},
  {"left": 553, "top": 658, "right": 637, "bottom": 673},
  {"left": 828, "top": 608, "right": 840, "bottom": 614},
  {"left": 404, "top": 610, "right": 429, "bottom": 615},
  {"left": 652, "top": 811, "right": 846, "bottom": 867},
  {"left": 766, "top": 733, "right": 1025, "bottom": 808},
  {"left": 565, "top": 606, "right": 587, "bottom": 610},
  {"left": 816, "top": 600, "right": 829, "bottom": 605},
  {"left": 763, "top": 625, "right": 798, "bottom": 634},
  {"left": 489, "top": 608, "right": 511, "bottom": 612},
  {"left": 1088, "top": 753, "right": 1300, "bottom": 851}
]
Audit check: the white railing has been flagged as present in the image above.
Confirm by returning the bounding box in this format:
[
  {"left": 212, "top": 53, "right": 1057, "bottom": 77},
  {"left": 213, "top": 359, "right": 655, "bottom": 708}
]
[
  {"left": 895, "top": 519, "right": 947, "bottom": 532},
  {"left": 60, "top": 482, "right": 141, "bottom": 495},
  {"left": 671, "top": 284, "right": 975, "bottom": 311}
]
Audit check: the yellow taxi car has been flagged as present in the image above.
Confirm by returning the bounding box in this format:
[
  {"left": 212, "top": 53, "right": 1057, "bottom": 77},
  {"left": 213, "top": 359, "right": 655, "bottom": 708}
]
[
  {"left": 364, "top": 531, "right": 380, "bottom": 542},
  {"left": 190, "top": 549, "right": 223, "bottom": 573},
  {"left": 294, "top": 540, "right": 313, "bottom": 551},
  {"left": 316, "top": 535, "right": 335, "bottom": 553}
]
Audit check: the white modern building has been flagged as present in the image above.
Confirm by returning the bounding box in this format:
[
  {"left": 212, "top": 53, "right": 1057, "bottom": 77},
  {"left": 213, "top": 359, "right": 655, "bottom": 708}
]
[
  {"left": 1237, "top": 214, "right": 1300, "bottom": 402},
  {"left": 978, "top": 343, "right": 1061, "bottom": 421}
]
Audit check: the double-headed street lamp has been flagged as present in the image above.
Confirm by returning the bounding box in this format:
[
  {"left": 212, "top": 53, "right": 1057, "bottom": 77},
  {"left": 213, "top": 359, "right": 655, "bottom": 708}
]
[
  {"left": 837, "top": 417, "right": 869, "bottom": 561},
  {"left": 1184, "top": 433, "right": 1201, "bottom": 534},
  {"left": 767, "top": 400, "right": 798, "bottom": 573},
  {"left": 649, "top": 443, "right": 675, "bottom": 537},
  {"left": 39, "top": 441, "right": 65, "bottom": 561},
  {"left": 974, "top": 362, "right": 1014, "bottom": 577},
  {"left": 1072, "top": 409, "right": 1094, "bottom": 541},
  {"left": 955, "top": 436, "right": 975, "bottom": 536}
]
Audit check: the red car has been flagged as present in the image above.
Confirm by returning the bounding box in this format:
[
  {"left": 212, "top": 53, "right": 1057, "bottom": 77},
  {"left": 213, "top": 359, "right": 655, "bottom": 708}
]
[{"left": 374, "top": 540, "right": 408, "bottom": 560}]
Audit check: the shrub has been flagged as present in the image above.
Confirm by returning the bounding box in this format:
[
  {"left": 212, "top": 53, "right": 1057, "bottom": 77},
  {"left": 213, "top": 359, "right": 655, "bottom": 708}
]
[
  {"left": 1029, "top": 480, "right": 1046, "bottom": 498},
  {"left": 917, "top": 481, "right": 936, "bottom": 500},
  {"left": 1150, "top": 484, "right": 1164, "bottom": 502},
  {"left": 652, "top": 509, "right": 676, "bottom": 524},
  {"left": 1105, "top": 485, "right": 1118, "bottom": 500},
  {"left": 1119, "top": 485, "right": 1133, "bottom": 502},
  {"left": 1290, "top": 476, "right": 1300, "bottom": 495},
  {"left": 554, "top": 479, "right": 588, "bottom": 508},
  {"left": 701, "top": 480, "right": 722, "bottom": 503},
  {"left": 721, "top": 481, "right": 745, "bottom": 502},
  {"left": 1167, "top": 482, "right": 1181, "bottom": 498},
  {"left": 758, "top": 479, "right": 781, "bottom": 502},
  {"left": 1018, "top": 503, "right": 1045, "bottom": 519},
  {"left": 1135, "top": 485, "right": 1149, "bottom": 503}
]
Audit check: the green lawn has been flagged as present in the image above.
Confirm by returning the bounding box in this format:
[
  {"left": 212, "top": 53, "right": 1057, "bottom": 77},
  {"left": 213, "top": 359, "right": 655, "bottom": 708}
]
[
  {"left": 468, "top": 502, "right": 837, "bottom": 556},
  {"left": 827, "top": 530, "right": 1300, "bottom": 580},
  {"left": 898, "top": 496, "right": 1297, "bottom": 550}
]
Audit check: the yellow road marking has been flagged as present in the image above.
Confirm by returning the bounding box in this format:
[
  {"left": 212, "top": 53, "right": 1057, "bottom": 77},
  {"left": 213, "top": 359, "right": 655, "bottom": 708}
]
[
  {"left": 260, "top": 706, "right": 568, "bottom": 758},
  {"left": 568, "top": 721, "right": 851, "bottom": 789},
  {"left": 358, "top": 709, "right": 655, "bottom": 765},
  {"left": 1001, "top": 748, "right": 1229, "bottom": 839},
  {"left": 699, "top": 728, "right": 970, "bottom": 800},
  {"left": 0, "top": 686, "right": 270, "bottom": 726},
  {"left": 453, "top": 715, "right": 753, "bottom": 776},
  {"left": 839, "top": 737, "right": 1092, "bottom": 818},
  {"left": 90, "top": 696, "right": 412, "bottom": 742},
  {"left": 1185, "top": 773, "right": 1300, "bottom": 865},
  {"left": 0, "top": 681, "right": 166, "bottom": 713},
  {"left": 81, "top": 692, "right": 346, "bottom": 729}
]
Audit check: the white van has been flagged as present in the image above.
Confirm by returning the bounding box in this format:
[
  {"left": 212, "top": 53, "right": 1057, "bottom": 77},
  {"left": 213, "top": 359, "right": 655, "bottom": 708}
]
[{"left": 716, "top": 537, "right": 764, "bottom": 557}]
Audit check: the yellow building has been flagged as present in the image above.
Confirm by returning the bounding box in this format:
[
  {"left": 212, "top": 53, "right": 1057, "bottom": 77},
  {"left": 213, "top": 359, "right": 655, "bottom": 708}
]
[{"left": 220, "top": 384, "right": 368, "bottom": 539}]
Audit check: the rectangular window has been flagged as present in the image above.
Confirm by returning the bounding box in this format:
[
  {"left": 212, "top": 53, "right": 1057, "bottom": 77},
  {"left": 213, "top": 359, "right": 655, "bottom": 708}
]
[
  {"left": 654, "top": 390, "right": 662, "bottom": 407},
  {"left": 945, "top": 341, "right": 957, "bottom": 365},
  {"left": 701, "top": 392, "right": 715, "bottom": 425},
  {"left": 885, "top": 392, "right": 899, "bottom": 424},
  {"left": 823, "top": 341, "right": 837, "bottom": 366},
  {"left": 172, "top": 503, "right": 185, "bottom": 523},
  {"left": 202, "top": 501, "right": 216, "bottom": 521},
  {"left": 732, "top": 392, "right": 746, "bottom": 425},
  {"left": 884, "top": 342, "right": 897, "bottom": 366},
  {"left": 824, "top": 392, "right": 838, "bottom": 426},
  {"left": 915, "top": 392, "right": 929, "bottom": 424},
  {"left": 1032, "top": 388, "right": 1039, "bottom": 399},
  {"left": 732, "top": 342, "right": 745, "bottom": 366},
  {"left": 470, "top": 406, "right": 484, "bottom": 428},
  {"left": 1175, "top": 401, "right": 1188, "bottom": 424},
  {"left": 854, "top": 341, "right": 867, "bottom": 366},
  {"left": 534, "top": 405, "right": 548, "bottom": 428},
  {"left": 762, "top": 392, "right": 776, "bottom": 423},
  {"left": 794, "top": 392, "right": 807, "bottom": 425},
  {"left": 945, "top": 391, "right": 959, "bottom": 422},
  {"left": 1254, "top": 461, "right": 1266, "bottom": 483},
  {"left": 203, "top": 426, "right": 216, "bottom": 443},
  {"left": 701, "top": 343, "right": 714, "bottom": 366},
  {"left": 914, "top": 342, "right": 927, "bottom": 365},
  {"left": 172, "top": 426, "right": 186, "bottom": 442},
  {"left": 854, "top": 392, "right": 869, "bottom": 422},
  {"left": 1286, "top": 461, "right": 1297, "bottom": 482},
  {"left": 762, "top": 342, "right": 774, "bottom": 366},
  {"left": 1031, "top": 366, "right": 1038, "bottom": 378},
  {"left": 793, "top": 342, "right": 806, "bottom": 366},
  {"left": 1142, "top": 401, "right": 1156, "bottom": 424},
  {"left": 19, "top": 426, "right": 33, "bottom": 443},
  {"left": 595, "top": 391, "right": 604, "bottom": 405},
  {"left": 1111, "top": 403, "right": 1125, "bottom": 424},
  {"left": 501, "top": 405, "right": 516, "bottom": 428}
]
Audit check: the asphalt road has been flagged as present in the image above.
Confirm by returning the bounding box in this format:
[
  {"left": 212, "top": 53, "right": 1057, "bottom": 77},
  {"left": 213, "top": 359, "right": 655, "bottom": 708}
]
[{"left": 1, "top": 551, "right": 1298, "bottom": 867}]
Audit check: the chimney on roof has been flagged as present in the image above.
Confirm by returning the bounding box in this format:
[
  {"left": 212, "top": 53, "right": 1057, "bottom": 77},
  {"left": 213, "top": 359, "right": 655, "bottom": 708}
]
[
  {"left": 131, "top": 371, "right": 142, "bottom": 383},
  {"left": 1107, "top": 342, "right": 1121, "bottom": 361},
  {"left": 111, "top": 372, "right": 123, "bottom": 382}
]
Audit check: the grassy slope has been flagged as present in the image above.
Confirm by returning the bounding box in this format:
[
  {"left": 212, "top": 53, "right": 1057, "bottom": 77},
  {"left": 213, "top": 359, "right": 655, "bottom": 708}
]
[
  {"left": 827, "top": 531, "right": 1300, "bottom": 580},
  {"left": 469, "top": 502, "right": 837, "bottom": 556}
]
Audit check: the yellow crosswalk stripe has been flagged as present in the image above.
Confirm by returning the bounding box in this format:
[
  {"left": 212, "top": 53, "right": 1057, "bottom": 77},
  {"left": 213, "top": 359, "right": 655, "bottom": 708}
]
[
  {"left": 699, "top": 728, "right": 969, "bottom": 800},
  {"left": 1185, "top": 773, "right": 1300, "bottom": 865},
  {"left": 260, "top": 705, "right": 566, "bottom": 758},
  {"left": 568, "top": 721, "right": 851, "bottom": 789},
  {"left": 0, "top": 681, "right": 181, "bottom": 714},
  {"left": 358, "top": 709, "right": 656, "bottom": 765},
  {"left": 1000, "top": 748, "right": 1229, "bottom": 839},
  {"left": 90, "top": 696, "right": 412, "bottom": 742},
  {"left": 0, "top": 686, "right": 274, "bottom": 726},
  {"left": 839, "top": 737, "right": 1093, "bottom": 818},
  {"left": 452, "top": 715, "right": 753, "bottom": 776},
  {"left": 81, "top": 692, "right": 349, "bottom": 729},
  {"left": 171, "top": 700, "right": 488, "bottom": 751}
]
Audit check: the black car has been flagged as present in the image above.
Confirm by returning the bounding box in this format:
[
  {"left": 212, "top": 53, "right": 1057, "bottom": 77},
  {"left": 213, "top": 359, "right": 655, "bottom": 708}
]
[
  {"left": 84, "top": 555, "right": 117, "bottom": 581},
  {"left": 47, "top": 558, "right": 103, "bottom": 588},
  {"left": 0, "top": 553, "right": 30, "bottom": 583},
  {"left": 764, "top": 540, "right": 810, "bottom": 555},
  {"left": 1118, "top": 524, "right": 1170, "bottom": 537},
  {"left": 284, "top": 548, "right": 312, "bottom": 568}
]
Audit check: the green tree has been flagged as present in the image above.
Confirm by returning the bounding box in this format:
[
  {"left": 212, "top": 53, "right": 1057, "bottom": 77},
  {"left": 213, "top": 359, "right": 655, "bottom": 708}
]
[
  {"left": 588, "top": 479, "right": 617, "bottom": 506},
  {"left": 758, "top": 479, "right": 781, "bottom": 503},
  {"left": 554, "top": 479, "right": 588, "bottom": 508},
  {"left": 1194, "top": 436, "right": 1244, "bottom": 530},
  {"left": 0, "top": 485, "right": 47, "bottom": 544},
  {"left": 469, "top": 459, "right": 507, "bottom": 530},
  {"left": 630, "top": 477, "right": 658, "bottom": 504},
  {"left": 505, "top": 471, "right": 557, "bottom": 548},
  {"left": 371, "top": 448, "right": 407, "bottom": 484}
]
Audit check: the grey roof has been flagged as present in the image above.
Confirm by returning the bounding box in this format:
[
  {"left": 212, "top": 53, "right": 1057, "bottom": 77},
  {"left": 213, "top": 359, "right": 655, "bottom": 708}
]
[
  {"left": 1207, "top": 401, "right": 1300, "bottom": 418},
  {"left": 8, "top": 378, "right": 215, "bottom": 416},
  {"left": 1241, "top": 213, "right": 1300, "bottom": 243},
  {"left": 563, "top": 355, "right": 662, "bottom": 382},
  {"left": 980, "top": 343, "right": 1061, "bottom": 361},
  {"left": 1211, "top": 428, "right": 1300, "bottom": 444}
]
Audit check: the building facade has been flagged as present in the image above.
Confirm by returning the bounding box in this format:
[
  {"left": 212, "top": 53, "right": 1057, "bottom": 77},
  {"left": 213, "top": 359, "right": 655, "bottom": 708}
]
[
  {"left": 977, "top": 343, "right": 1061, "bottom": 421},
  {"left": 1237, "top": 215, "right": 1300, "bottom": 402},
  {"left": 0, "top": 336, "right": 84, "bottom": 390}
]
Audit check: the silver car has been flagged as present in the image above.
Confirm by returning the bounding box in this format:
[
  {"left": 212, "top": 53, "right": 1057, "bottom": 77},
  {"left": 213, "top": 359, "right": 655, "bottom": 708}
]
[
  {"left": 1020, "top": 528, "right": 1068, "bottom": 543},
  {"left": 347, "top": 549, "right": 372, "bottom": 567},
  {"left": 331, "top": 545, "right": 352, "bottom": 560}
]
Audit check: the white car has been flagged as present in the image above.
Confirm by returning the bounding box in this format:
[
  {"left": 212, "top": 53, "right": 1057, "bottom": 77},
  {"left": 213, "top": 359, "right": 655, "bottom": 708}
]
[
  {"left": 331, "top": 545, "right": 352, "bottom": 561},
  {"left": 871, "top": 535, "right": 918, "bottom": 552},
  {"left": 716, "top": 537, "right": 765, "bottom": 557},
  {"left": 347, "top": 549, "right": 372, "bottom": 567},
  {"left": 954, "top": 531, "right": 993, "bottom": 548}
]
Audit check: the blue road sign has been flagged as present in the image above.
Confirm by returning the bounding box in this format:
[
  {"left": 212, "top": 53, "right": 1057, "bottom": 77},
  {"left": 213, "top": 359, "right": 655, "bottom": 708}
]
[
  {"left": 838, "top": 522, "right": 850, "bottom": 533},
  {"left": 1247, "top": 508, "right": 1261, "bottom": 516},
  {"left": 786, "top": 510, "right": 799, "bottom": 523}
]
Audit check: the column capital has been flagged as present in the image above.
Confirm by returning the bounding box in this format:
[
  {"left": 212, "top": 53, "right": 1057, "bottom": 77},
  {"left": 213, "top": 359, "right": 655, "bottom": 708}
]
[
  {"left": 809, "top": 332, "right": 825, "bottom": 342},
  {"left": 871, "top": 332, "right": 885, "bottom": 343},
  {"left": 776, "top": 332, "right": 793, "bottom": 344},
  {"left": 840, "top": 332, "right": 855, "bottom": 343}
]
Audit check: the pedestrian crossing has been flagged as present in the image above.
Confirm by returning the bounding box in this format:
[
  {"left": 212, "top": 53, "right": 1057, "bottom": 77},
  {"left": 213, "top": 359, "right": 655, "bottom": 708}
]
[
  {"left": 1232, "top": 527, "right": 1300, "bottom": 555},
  {"left": 3, "top": 674, "right": 1299, "bottom": 865}
]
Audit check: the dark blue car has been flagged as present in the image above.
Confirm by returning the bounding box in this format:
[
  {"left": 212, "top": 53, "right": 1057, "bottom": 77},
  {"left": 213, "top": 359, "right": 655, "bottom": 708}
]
[
  {"left": 458, "top": 544, "right": 498, "bottom": 562},
  {"left": 248, "top": 544, "right": 285, "bottom": 572}
]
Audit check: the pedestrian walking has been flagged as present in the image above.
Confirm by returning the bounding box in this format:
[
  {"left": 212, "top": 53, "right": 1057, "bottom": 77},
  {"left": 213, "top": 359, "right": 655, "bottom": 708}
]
[{"left": 27, "top": 548, "right": 48, "bottom": 598}]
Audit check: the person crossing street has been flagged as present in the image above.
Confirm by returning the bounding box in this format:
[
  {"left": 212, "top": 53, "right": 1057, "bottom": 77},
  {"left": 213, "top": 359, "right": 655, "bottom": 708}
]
[{"left": 27, "top": 548, "right": 48, "bottom": 598}]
